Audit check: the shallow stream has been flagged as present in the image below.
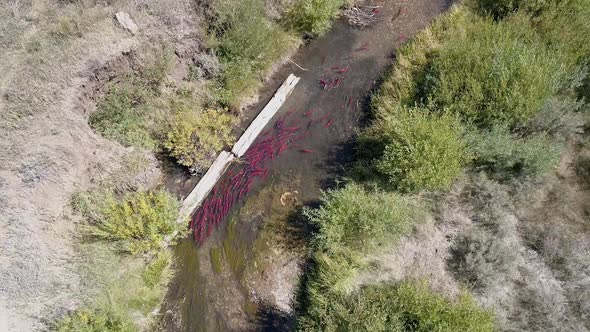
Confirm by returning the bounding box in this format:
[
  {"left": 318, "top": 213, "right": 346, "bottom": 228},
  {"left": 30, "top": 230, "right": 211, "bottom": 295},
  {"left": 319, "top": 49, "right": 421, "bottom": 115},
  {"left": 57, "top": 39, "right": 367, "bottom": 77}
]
[{"left": 160, "top": 1, "right": 449, "bottom": 330}]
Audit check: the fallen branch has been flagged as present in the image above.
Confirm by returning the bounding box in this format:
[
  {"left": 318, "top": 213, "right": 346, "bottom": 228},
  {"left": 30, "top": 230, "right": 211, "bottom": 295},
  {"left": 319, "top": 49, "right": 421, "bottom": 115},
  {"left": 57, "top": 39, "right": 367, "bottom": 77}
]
[
  {"left": 344, "top": 6, "right": 380, "bottom": 28},
  {"left": 288, "top": 58, "right": 308, "bottom": 71}
]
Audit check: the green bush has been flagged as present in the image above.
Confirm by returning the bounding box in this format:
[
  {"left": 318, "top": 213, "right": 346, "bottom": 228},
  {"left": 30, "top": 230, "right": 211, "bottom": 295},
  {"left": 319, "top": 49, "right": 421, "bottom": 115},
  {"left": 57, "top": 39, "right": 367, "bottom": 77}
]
[
  {"left": 371, "top": 7, "right": 469, "bottom": 112},
  {"left": 365, "top": 108, "right": 467, "bottom": 192},
  {"left": 534, "top": 0, "right": 590, "bottom": 74},
  {"left": 297, "top": 280, "right": 495, "bottom": 332},
  {"left": 468, "top": 126, "right": 562, "bottom": 178},
  {"left": 54, "top": 308, "right": 135, "bottom": 332},
  {"left": 90, "top": 82, "right": 159, "bottom": 149},
  {"left": 287, "top": 0, "right": 348, "bottom": 36},
  {"left": 423, "top": 14, "right": 565, "bottom": 127},
  {"left": 89, "top": 47, "right": 174, "bottom": 149},
  {"left": 306, "top": 183, "right": 424, "bottom": 252},
  {"left": 164, "top": 108, "right": 234, "bottom": 174},
  {"left": 210, "top": 0, "right": 296, "bottom": 107},
  {"left": 88, "top": 190, "right": 181, "bottom": 255}
]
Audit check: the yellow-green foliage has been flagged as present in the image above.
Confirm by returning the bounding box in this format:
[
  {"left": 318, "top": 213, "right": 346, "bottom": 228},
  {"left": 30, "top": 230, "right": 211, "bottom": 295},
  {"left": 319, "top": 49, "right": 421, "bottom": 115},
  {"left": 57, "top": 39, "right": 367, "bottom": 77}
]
[
  {"left": 287, "top": 0, "right": 349, "bottom": 36},
  {"left": 534, "top": 0, "right": 590, "bottom": 73},
  {"left": 298, "top": 280, "right": 495, "bottom": 332},
  {"left": 423, "top": 12, "right": 565, "bottom": 127},
  {"left": 300, "top": 183, "right": 426, "bottom": 297},
  {"left": 372, "top": 7, "right": 469, "bottom": 111},
  {"left": 210, "top": 0, "right": 296, "bottom": 107},
  {"left": 306, "top": 183, "right": 424, "bottom": 252},
  {"left": 54, "top": 308, "right": 135, "bottom": 332},
  {"left": 374, "top": 7, "right": 567, "bottom": 128},
  {"left": 89, "top": 190, "right": 181, "bottom": 255},
  {"left": 165, "top": 109, "right": 234, "bottom": 174},
  {"left": 365, "top": 108, "right": 468, "bottom": 192},
  {"left": 142, "top": 250, "right": 173, "bottom": 288}
]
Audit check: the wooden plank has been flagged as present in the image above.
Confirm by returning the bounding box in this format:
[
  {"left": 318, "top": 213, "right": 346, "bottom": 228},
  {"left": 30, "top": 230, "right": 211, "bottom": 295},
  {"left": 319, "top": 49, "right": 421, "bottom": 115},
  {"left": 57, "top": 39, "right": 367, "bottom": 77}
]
[
  {"left": 231, "top": 74, "right": 300, "bottom": 157},
  {"left": 177, "top": 151, "right": 234, "bottom": 223},
  {"left": 177, "top": 73, "right": 300, "bottom": 225}
]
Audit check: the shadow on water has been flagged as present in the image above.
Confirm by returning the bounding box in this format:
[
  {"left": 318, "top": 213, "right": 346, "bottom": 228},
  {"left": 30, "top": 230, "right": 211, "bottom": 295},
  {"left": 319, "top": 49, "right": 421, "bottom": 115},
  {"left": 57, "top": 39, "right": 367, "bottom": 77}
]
[{"left": 253, "top": 302, "right": 295, "bottom": 332}]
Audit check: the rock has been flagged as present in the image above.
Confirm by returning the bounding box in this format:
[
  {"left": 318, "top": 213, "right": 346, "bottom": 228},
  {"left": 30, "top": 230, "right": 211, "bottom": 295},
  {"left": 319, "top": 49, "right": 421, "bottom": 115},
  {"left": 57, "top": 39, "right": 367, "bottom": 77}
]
[{"left": 115, "top": 12, "right": 139, "bottom": 35}]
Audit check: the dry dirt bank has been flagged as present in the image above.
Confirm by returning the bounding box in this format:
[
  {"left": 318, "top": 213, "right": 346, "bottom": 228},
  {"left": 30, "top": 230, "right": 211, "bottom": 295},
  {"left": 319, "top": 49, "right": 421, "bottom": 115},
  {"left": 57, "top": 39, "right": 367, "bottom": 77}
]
[{"left": 0, "top": 0, "right": 213, "bottom": 329}]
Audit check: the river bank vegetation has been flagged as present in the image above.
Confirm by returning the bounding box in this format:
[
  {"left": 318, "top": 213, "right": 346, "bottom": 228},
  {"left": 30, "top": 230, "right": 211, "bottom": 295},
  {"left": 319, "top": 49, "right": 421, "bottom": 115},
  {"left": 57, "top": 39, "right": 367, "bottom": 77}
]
[
  {"left": 297, "top": 0, "right": 590, "bottom": 330},
  {"left": 56, "top": 0, "right": 349, "bottom": 330}
]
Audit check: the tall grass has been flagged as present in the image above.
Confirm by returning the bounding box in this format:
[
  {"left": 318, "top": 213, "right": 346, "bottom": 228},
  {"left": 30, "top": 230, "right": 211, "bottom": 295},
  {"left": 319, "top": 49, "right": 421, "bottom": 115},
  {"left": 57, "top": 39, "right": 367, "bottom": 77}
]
[
  {"left": 287, "top": 0, "right": 349, "bottom": 36},
  {"left": 209, "top": 0, "right": 296, "bottom": 107}
]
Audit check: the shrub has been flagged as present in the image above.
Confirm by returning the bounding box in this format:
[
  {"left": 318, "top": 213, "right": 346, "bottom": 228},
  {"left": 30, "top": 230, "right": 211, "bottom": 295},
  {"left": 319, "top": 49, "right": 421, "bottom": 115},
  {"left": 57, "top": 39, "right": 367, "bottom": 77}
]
[
  {"left": 533, "top": 0, "right": 590, "bottom": 72},
  {"left": 366, "top": 108, "right": 467, "bottom": 192},
  {"left": 164, "top": 108, "right": 234, "bottom": 174},
  {"left": 54, "top": 308, "right": 135, "bottom": 332},
  {"left": 305, "top": 183, "right": 424, "bottom": 252},
  {"left": 88, "top": 190, "right": 181, "bottom": 255},
  {"left": 449, "top": 229, "right": 517, "bottom": 290},
  {"left": 287, "top": 0, "right": 348, "bottom": 36},
  {"left": 524, "top": 96, "right": 585, "bottom": 139},
  {"left": 468, "top": 126, "right": 562, "bottom": 179},
  {"left": 297, "top": 280, "right": 495, "bottom": 332},
  {"left": 89, "top": 47, "right": 174, "bottom": 149},
  {"left": 90, "top": 83, "right": 159, "bottom": 149},
  {"left": 372, "top": 7, "right": 469, "bottom": 113},
  {"left": 210, "top": 0, "right": 296, "bottom": 107},
  {"left": 423, "top": 14, "right": 565, "bottom": 127}
]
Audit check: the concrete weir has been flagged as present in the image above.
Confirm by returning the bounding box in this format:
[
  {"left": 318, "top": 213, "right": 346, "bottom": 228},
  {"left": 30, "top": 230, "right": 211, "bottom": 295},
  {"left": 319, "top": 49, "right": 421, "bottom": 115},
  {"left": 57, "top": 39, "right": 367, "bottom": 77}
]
[{"left": 177, "top": 74, "right": 300, "bottom": 223}]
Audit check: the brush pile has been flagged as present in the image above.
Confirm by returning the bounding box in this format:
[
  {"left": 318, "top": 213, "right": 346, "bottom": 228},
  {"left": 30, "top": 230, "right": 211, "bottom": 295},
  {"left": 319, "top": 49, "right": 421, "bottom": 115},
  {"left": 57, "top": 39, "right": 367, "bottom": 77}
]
[{"left": 343, "top": 6, "right": 381, "bottom": 28}]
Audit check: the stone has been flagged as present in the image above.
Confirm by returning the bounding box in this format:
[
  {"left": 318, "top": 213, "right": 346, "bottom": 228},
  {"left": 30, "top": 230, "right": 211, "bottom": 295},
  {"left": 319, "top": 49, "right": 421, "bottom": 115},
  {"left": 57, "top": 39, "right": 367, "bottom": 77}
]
[{"left": 115, "top": 12, "right": 139, "bottom": 35}]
